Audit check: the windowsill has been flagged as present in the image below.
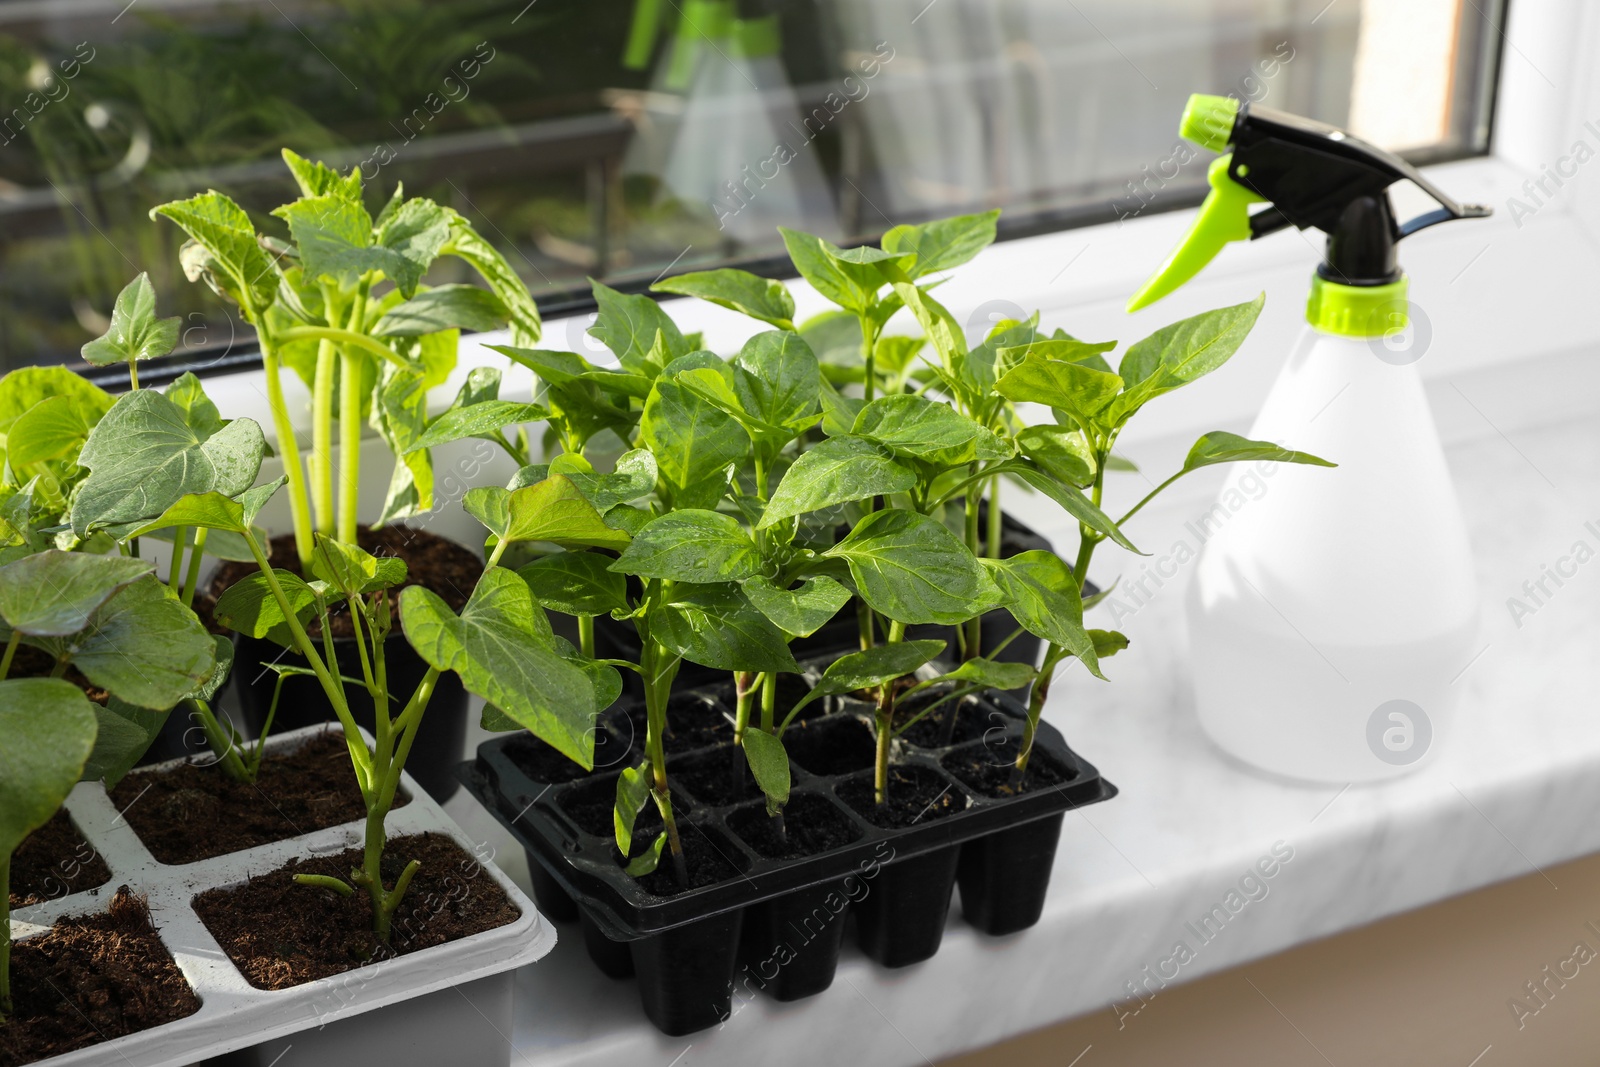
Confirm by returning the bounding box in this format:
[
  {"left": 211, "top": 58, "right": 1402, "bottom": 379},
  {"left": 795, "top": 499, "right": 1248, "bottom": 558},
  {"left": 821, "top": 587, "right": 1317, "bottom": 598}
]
[{"left": 437, "top": 345, "right": 1600, "bottom": 1064}]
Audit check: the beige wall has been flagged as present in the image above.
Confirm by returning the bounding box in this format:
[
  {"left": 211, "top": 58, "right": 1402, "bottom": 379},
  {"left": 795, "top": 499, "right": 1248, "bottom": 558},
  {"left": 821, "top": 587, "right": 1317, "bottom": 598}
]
[{"left": 944, "top": 851, "right": 1600, "bottom": 1067}]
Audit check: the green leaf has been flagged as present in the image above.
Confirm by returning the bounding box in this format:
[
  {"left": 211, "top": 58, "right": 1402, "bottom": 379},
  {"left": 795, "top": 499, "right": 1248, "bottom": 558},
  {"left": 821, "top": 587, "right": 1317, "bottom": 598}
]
[
  {"left": 465, "top": 476, "right": 633, "bottom": 551},
  {"left": 1181, "top": 431, "right": 1335, "bottom": 473},
  {"left": 995, "top": 354, "right": 1124, "bottom": 432},
  {"left": 518, "top": 552, "right": 629, "bottom": 617},
  {"left": 589, "top": 281, "right": 689, "bottom": 374},
  {"left": 1016, "top": 425, "right": 1095, "bottom": 488},
  {"left": 372, "top": 284, "right": 509, "bottom": 337},
  {"left": 654, "top": 583, "right": 799, "bottom": 673},
  {"left": 0, "top": 551, "right": 151, "bottom": 636},
  {"left": 273, "top": 193, "right": 380, "bottom": 286},
  {"left": 824, "top": 509, "right": 997, "bottom": 626},
  {"left": 151, "top": 191, "right": 277, "bottom": 313},
  {"left": 441, "top": 211, "right": 541, "bottom": 345},
  {"left": 312, "top": 536, "right": 407, "bottom": 598},
  {"left": 732, "top": 331, "right": 820, "bottom": 432},
  {"left": 70, "top": 390, "right": 266, "bottom": 536},
  {"left": 1010, "top": 465, "right": 1140, "bottom": 553},
  {"left": 624, "top": 831, "right": 667, "bottom": 876},
  {"left": 640, "top": 374, "right": 748, "bottom": 504},
  {"left": 114, "top": 477, "right": 286, "bottom": 544},
  {"left": 165, "top": 372, "right": 224, "bottom": 437},
  {"left": 652, "top": 269, "right": 795, "bottom": 330},
  {"left": 816, "top": 377, "right": 863, "bottom": 437},
  {"left": 191, "top": 635, "right": 236, "bottom": 702},
  {"left": 1090, "top": 629, "right": 1130, "bottom": 659},
  {"left": 281, "top": 148, "right": 362, "bottom": 200},
  {"left": 0, "top": 678, "right": 98, "bottom": 857},
  {"left": 0, "top": 367, "right": 113, "bottom": 441},
  {"left": 370, "top": 362, "right": 434, "bottom": 523},
  {"left": 614, "top": 762, "right": 652, "bottom": 856},
  {"left": 1109, "top": 294, "right": 1266, "bottom": 424},
  {"left": 401, "top": 567, "right": 599, "bottom": 768},
  {"left": 5, "top": 396, "right": 97, "bottom": 468},
  {"left": 923, "top": 657, "right": 1036, "bottom": 692},
  {"left": 80, "top": 273, "right": 180, "bottom": 368},
  {"left": 880, "top": 210, "right": 1000, "bottom": 279},
  {"left": 741, "top": 575, "right": 851, "bottom": 638},
  {"left": 214, "top": 569, "right": 319, "bottom": 648},
  {"left": 83, "top": 702, "right": 160, "bottom": 788},
  {"left": 742, "top": 728, "right": 790, "bottom": 814},
  {"left": 778, "top": 228, "right": 883, "bottom": 313},
  {"left": 981, "top": 551, "right": 1102, "bottom": 678},
  {"left": 406, "top": 401, "right": 548, "bottom": 455},
  {"left": 782, "top": 639, "right": 947, "bottom": 721},
  {"left": 62, "top": 576, "right": 218, "bottom": 709},
  {"left": 852, "top": 395, "right": 1010, "bottom": 467},
  {"left": 375, "top": 197, "right": 453, "bottom": 298},
  {"left": 611, "top": 510, "right": 759, "bottom": 583},
  {"left": 759, "top": 436, "right": 914, "bottom": 529}
]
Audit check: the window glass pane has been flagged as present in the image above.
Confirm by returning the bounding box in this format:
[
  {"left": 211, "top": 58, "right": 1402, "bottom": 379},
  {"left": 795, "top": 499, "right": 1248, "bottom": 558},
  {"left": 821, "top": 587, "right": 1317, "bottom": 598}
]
[{"left": 0, "top": 0, "right": 1504, "bottom": 373}]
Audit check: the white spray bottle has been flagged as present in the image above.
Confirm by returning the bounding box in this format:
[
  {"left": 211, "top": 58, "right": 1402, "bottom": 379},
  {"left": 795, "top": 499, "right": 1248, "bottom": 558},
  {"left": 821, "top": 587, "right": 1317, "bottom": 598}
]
[{"left": 1126, "top": 95, "right": 1491, "bottom": 782}]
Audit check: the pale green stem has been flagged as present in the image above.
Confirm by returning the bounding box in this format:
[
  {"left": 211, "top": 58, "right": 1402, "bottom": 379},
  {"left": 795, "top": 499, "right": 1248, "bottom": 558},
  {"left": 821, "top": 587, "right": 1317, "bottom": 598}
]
[
  {"left": 256, "top": 329, "right": 317, "bottom": 572},
  {"left": 167, "top": 526, "right": 188, "bottom": 593},
  {"left": 180, "top": 528, "right": 209, "bottom": 609},
  {"left": 0, "top": 631, "right": 20, "bottom": 680},
  {"left": 338, "top": 349, "right": 362, "bottom": 544},
  {"left": 311, "top": 338, "right": 337, "bottom": 536}
]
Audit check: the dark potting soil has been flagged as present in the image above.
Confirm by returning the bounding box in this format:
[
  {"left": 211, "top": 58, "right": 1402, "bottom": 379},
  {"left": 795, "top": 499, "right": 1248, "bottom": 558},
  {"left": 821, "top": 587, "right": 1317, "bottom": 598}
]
[
  {"left": 895, "top": 690, "right": 1012, "bottom": 749},
  {"left": 672, "top": 746, "right": 758, "bottom": 807},
  {"left": 203, "top": 526, "right": 483, "bottom": 639},
  {"left": 0, "top": 889, "right": 199, "bottom": 1067},
  {"left": 727, "top": 793, "right": 861, "bottom": 860},
  {"left": 557, "top": 774, "right": 693, "bottom": 842},
  {"left": 109, "top": 731, "right": 407, "bottom": 865},
  {"left": 6, "top": 645, "right": 110, "bottom": 705},
  {"left": 783, "top": 714, "right": 876, "bottom": 776},
  {"left": 942, "top": 740, "right": 1076, "bottom": 798},
  {"left": 619, "top": 692, "right": 734, "bottom": 755},
  {"left": 633, "top": 825, "right": 747, "bottom": 897},
  {"left": 193, "top": 832, "right": 519, "bottom": 990},
  {"left": 9, "top": 812, "right": 112, "bottom": 908},
  {"left": 837, "top": 765, "right": 967, "bottom": 829}
]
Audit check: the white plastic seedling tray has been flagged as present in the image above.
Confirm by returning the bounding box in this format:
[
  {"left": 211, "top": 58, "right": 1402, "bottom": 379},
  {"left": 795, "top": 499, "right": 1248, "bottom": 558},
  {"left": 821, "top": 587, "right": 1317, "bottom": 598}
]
[{"left": 8, "top": 725, "right": 555, "bottom": 1067}]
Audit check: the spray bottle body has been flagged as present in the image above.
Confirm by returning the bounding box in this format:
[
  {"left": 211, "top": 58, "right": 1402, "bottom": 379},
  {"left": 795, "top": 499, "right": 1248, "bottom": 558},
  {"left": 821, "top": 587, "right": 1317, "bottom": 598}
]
[{"left": 1186, "top": 323, "right": 1480, "bottom": 782}]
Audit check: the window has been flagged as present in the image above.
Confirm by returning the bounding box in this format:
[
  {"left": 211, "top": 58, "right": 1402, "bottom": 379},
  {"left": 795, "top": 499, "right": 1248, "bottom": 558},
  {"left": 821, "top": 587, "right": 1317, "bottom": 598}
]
[{"left": 0, "top": 0, "right": 1505, "bottom": 376}]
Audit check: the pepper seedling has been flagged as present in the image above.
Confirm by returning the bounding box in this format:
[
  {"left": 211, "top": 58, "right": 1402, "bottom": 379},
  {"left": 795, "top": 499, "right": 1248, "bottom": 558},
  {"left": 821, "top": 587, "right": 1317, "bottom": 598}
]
[{"left": 150, "top": 149, "right": 543, "bottom": 574}]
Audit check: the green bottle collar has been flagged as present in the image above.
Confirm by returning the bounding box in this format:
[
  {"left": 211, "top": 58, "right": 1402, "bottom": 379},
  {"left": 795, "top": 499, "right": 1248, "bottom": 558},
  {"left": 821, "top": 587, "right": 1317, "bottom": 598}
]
[{"left": 1306, "top": 274, "right": 1409, "bottom": 338}]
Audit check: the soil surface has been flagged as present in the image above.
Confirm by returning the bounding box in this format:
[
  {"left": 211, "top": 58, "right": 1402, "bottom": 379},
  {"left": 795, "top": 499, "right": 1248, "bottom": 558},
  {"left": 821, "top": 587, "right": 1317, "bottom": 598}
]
[
  {"left": 109, "top": 730, "right": 406, "bottom": 865},
  {"left": 633, "top": 826, "right": 746, "bottom": 896},
  {"left": 0, "top": 889, "right": 199, "bottom": 1067},
  {"left": 837, "top": 765, "right": 966, "bottom": 829},
  {"left": 9, "top": 812, "right": 112, "bottom": 908},
  {"left": 618, "top": 692, "right": 734, "bottom": 756},
  {"left": 784, "top": 714, "right": 877, "bottom": 776},
  {"left": 203, "top": 526, "right": 482, "bottom": 639},
  {"left": 728, "top": 793, "right": 861, "bottom": 860},
  {"left": 6, "top": 645, "right": 110, "bottom": 705},
  {"left": 942, "top": 739, "right": 1076, "bottom": 798},
  {"left": 193, "top": 832, "right": 519, "bottom": 990},
  {"left": 895, "top": 691, "right": 1012, "bottom": 749},
  {"left": 672, "top": 745, "right": 758, "bottom": 807}
]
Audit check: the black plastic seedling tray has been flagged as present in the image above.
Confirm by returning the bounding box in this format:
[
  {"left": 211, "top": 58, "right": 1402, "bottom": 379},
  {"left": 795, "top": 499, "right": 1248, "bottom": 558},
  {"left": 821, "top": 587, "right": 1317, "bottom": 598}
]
[{"left": 460, "top": 661, "right": 1117, "bottom": 1035}]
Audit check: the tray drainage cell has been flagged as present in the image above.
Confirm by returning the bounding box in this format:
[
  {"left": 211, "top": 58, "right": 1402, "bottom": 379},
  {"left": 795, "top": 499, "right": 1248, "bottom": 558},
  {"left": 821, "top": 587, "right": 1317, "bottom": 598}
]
[
  {"left": 895, "top": 687, "right": 1017, "bottom": 749},
  {"left": 726, "top": 792, "right": 863, "bottom": 861},
  {"left": 783, "top": 714, "right": 877, "bottom": 776},
  {"left": 940, "top": 736, "right": 1078, "bottom": 799},
  {"left": 619, "top": 691, "right": 736, "bottom": 756},
  {"left": 835, "top": 763, "right": 969, "bottom": 829},
  {"left": 671, "top": 744, "right": 762, "bottom": 808},
  {"left": 555, "top": 771, "right": 695, "bottom": 845}
]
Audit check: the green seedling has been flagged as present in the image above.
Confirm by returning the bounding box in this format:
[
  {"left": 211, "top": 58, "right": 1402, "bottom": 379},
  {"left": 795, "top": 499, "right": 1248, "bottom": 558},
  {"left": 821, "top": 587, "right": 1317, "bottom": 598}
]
[{"left": 151, "top": 149, "right": 543, "bottom": 573}]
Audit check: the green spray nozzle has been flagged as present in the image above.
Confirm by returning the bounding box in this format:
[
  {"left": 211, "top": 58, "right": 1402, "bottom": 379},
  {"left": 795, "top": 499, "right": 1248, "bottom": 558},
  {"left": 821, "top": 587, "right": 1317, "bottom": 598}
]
[
  {"left": 1126, "top": 155, "right": 1262, "bottom": 312},
  {"left": 1125, "top": 92, "right": 1491, "bottom": 323}
]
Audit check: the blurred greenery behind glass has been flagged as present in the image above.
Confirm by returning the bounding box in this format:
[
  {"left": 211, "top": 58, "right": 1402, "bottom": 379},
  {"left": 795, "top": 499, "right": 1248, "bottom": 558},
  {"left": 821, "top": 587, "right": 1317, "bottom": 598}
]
[{"left": 0, "top": 0, "right": 1501, "bottom": 372}]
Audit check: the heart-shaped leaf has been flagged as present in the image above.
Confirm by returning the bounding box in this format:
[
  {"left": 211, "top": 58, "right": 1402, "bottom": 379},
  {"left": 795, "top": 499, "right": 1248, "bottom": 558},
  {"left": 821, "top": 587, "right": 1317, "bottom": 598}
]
[
  {"left": 83, "top": 701, "right": 161, "bottom": 788},
  {"left": 71, "top": 390, "right": 266, "bottom": 536},
  {"left": 401, "top": 567, "right": 599, "bottom": 768},
  {"left": 0, "top": 678, "right": 99, "bottom": 858},
  {"left": 0, "top": 551, "right": 152, "bottom": 637},
  {"left": 45, "top": 575, "right": 219, "bottom": 709},
  {"left": 214, "top": 569, "right": 319, "bottom": 648},
  {"left": 112, "top": 476, "right": 286, "bottom": 544}
]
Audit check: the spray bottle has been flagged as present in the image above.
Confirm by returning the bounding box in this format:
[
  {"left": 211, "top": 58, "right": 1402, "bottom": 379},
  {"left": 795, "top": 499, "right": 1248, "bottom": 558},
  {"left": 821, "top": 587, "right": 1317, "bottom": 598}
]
[{"left": 1126, "top": 95, "right": 1490, "bottom": 782}]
